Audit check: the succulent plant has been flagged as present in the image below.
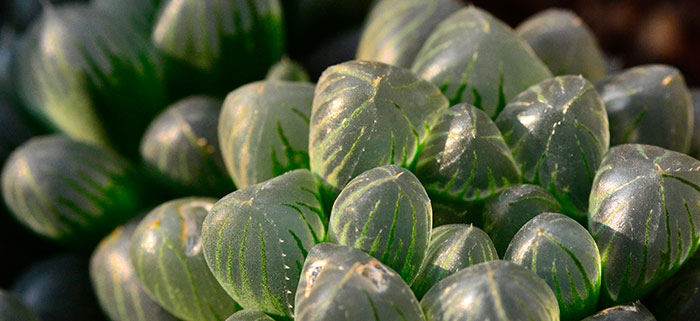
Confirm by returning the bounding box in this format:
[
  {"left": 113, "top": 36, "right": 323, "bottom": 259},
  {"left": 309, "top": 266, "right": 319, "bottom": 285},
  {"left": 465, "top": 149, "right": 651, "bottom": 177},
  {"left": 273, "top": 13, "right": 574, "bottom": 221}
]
[
  {"left": 130, "top": 197, "right": 238, "bottom": 321},
  {"left": 16, "top": 4, "right": 167, "bottom": 158},
  {"left": 505, "top": 213, "right": 601, "bottom": 321},
  {"left": 596, "top": 65, "right": 693, "bottom": 153},
  {"left": 219, "top": 80, "right": 314, "bottom": 189},
  {"left": 153, "top": 0, "right": 284, "bottom": 97},
  {"left": 482, "top": 184, "right": 562, "bottom": 256},
  {"left": 140, "top": 96, "right": 234, "bottom": 197},
  {"left": 416, "top": 103, "right": 521, "bottom": 224},
  {"left": 581, "top": 302, "right": 656, "bottom": 321},
  {"left": 90, "top": 217, "right": 179, "bottom": 321},
  {"left": 411, "top": 224, "right": 497, "bottom": 299},
  {"left": 309, "top": 60, "right": 448, "bottom": 197},
  {"left": 202, "top": 169, "right": 325, "bottom": 318},
  {"left": 265, "top": 57, "right": 310, "bottom": 82},
  {"left": 356, "top": 0, "right": 463, "bottom": 68},
  {"left": 0, "top": 289, "right": 40, "bottom": 321},
  {"left": 328, "top": 165, "right": 432, "bottom": 284},
  {"left": 589, "top": 144, "right": 700, "bottom": 305},
  {"left": 412, "top": 6, "right": 552, "bottom": 118},
  {"left": 421, "top": 260, "right": 560, "bottom": 321},
  {"left": 2, "top": 135, "right": 144, "bottom": 245},
  {"left": 516, "top": 9, "right": 607, "bottom": 82},
  {"left": 496, "top": 75, "right": 609, "bottom": 221},
  {"left": 295, "top": 243, "right": 425, "bottom": 321}
]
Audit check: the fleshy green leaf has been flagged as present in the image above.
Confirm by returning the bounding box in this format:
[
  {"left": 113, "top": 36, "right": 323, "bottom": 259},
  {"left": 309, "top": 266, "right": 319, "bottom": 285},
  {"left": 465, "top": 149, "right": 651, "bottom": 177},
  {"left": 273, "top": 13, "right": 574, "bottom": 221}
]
[
  {"left": 482, "top": 184, "right": 562, "bottom": 256},
  {"left": 328, "top": 165, "right": 431, "bottom": 284},
  {"left": 596, "top": 65, "right": 693, "bottom": 153},
  {"left": 310, "top": 60, "right": 448, "bottom": 197},
  {"left": 295, "top": 243, "right": 425, "bottom": 321},
  {"left": 90, "top": 217, "right": 179, "bottom": 321},
  {"left": 411, "top": 6, "right": 552, "bottom": 118},
  {"left": 581, "top": 302, "right": 655, "bottom": 321},
  {"left": 496, "top": 75, "right": 609, "bottom": 221},
  {"left": 648, "top": 252, "right": 700, "bottom": 320},
  {"left": 516, "top": 9, "right": 607, "bottom": 82},
  {"left": 202, "top": 169, "right": 325, "bottom": 318},
  {"left": 225, "top": 310, "right": 275, "bottom": 321},
  {"left": 588, "top": 144, "right": 700, "bottom": 304},
  {"left": 411, "top": 224, "right": 497, "bottom": 299},
  {"left": 219, "top": 80, "right": 313, "bottom": 189},
  {"left": 421, "top": 260, "right": 559, "bottom": 321},
  {"left": 140, "top": 96, "right": 234, "bottom": 197},
  {"left": 505, "top": 213, "right": 601, "bottom": 321},
  {"left": 416, "top": 103, "right": 520, "bottom": 224},
  {"left": 1, "top": 135, "right": 144, "bottom": 245},
  {"left": 130, "top": 197, "right": 238, "bottom": 321},
  {"left": 265, "top": 57, "right": 310, "bottom": 82},
  {"left": 356, "top": 0, "right": 463, "bottom": 68}
]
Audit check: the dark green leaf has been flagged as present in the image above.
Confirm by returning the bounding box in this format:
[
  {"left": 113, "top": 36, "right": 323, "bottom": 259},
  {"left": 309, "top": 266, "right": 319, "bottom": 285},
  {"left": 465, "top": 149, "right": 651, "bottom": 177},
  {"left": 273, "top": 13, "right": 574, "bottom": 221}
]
[
  {"left": 17, "top": 4, "right": 167, "bottom": 158},
  {"left": 202, "top": 169, "right": 325, "bottom": 318},
  {"left": 588, "top": 144, "right": 700, "bottom": 304},
  {"left": 153, "top": 0, "right": 284, "bottom": 97},
  {"left": 90, "top": 217, "right": 179, "bottom": 321},
  {"left": 295, "top": 243, "right": 424, "bottom": 321},
  {"left": 482, "top": 184, "right": 562, "bottom": 256},
  {"left": 328, "top": 165, "right": 431, "bottom": 284},
  {"left": 92, "top": 0, "right": 164, "bottom": 36},
  {"left": 411, "top": 224, "right": 497, "bottom": 299},
  {"left": 416, "top": 103, "right": 520, "bottom": 224},
  {"left": 1, "top": 135, "right": 144, "bottom": 245},
  {"left": 596, "top": 65, "right": 693, "bottom": 153},
  {"left": 421, "top": 260, "right": 559, "bottom": 321},
  {"left": 356, "top": 0, "right": 463, "bottom": 68},
  {"left": 219, "top": 81, "right": 313, "bottom": 189},
  {"left": 496, "top": 75, "right": 609, "bottom": 221},
  {"left": 141, "top": 96, "right": 234, "bottom": 197},
  {"left": 505, "top": 213, "right": 601, "bottom": 321},
  {"left": 647, "top": 252, "right": 700, "bottom": 321},
  {"left": 411, "top": 6, "right": 552, "bottom": 118},
  {"left": 130, "top": 197, "right": 238, "bottom": 321},
  {"left": 310, "top": 60, "right": 448, "bottom": 196},
  {"left": 265, "top": 57, "right": 310, "bottom": 82},
  {"left": 516, "top": 9, "right": 607, "bottom": 82}
]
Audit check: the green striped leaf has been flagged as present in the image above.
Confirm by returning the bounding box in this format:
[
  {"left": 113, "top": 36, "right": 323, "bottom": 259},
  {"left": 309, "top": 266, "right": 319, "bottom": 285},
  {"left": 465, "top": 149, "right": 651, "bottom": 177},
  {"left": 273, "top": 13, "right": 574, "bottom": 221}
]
[
  {"left": 328, "top": 165, "right": 431, "bottom": 284},
  {"left": 226, "top": 310, "right": 275, "bottom": 321},
  {"left": 0, "top": 289, "right": 40, "bottom": 321},
  {"left": 416, "top": 103, "right": 521, "bottom": 224},
  {"left": 411, "top": 224, "right": 497, "bottom": 299},
  {"left": 496, "top": 75, "right": 610, "bottom": 221},
  {"left": 295, "top": 243, "right": 425, "bottom": 321},
  {"left": 153, "top": 0, "right": 284, "bottom": 97},
  {"left": 141, "top": 96, "right": 235, "bottom": 197},
  {"left": 265, "top": 57, "right": 310, "bottom": 82},
  {"left": 93, "top": 0, "right": 164, "bottom": 36},
  {"left": 1, "top": 135, "right": 143, "bottom": 245},
  {"left": 310, "top": 60, "right": 448, "bottom": 197},
  {"left": 421, "top": 260, "right": 560, "bottom": 321},
  {"left": 16, "top": 4, "right": 167, "bottom": 158},
  {"left": 90, "top": 218, "right": 179, "bottom": 321},
  {"left": 505, "top": 213, "right": 601, "bottom": 321},
  {"left": 596, "top": 65, "right": 693, "bottom": 153},
  {"left": 588, "top": 144, "right": 700, "bottom": 305},
  {"left": 356, "top": 0, "right": 463, "bottom": 68},
  {"left": 219, "top": 80, "right": 313, "bottom": 189},
  {"left": 201, "top": 169, "right": 325, "bottom": 318},
  {"left": 648, "top": 252, "right": 700, "bottom": 320},
  {"left": 581, "top": 302, "right": 655, "bottom": 321},
  {"left": 516, "top": 9, "right": 607, "bottom": 82},
  {"left": 411, "top": 6, "right": 552, "bottom": 118},
  {"left": 482, "top": 184, "right": 562, "bottom": 256},
  {"left": 130, "top": 197, "right": 238, "bottom": 321}
]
